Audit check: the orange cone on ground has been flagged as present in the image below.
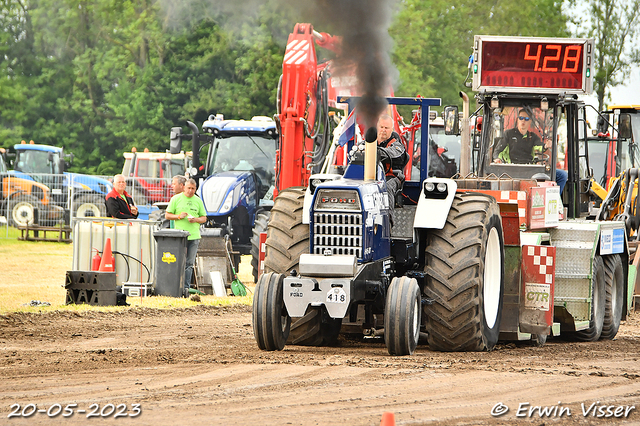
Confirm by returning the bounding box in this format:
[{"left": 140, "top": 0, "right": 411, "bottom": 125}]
[
  {"left": 380, "top": 412, "right": 395, "bottom": 426},
  {"left": 98, "top": 238, "right": 115, "bottom": 272}
]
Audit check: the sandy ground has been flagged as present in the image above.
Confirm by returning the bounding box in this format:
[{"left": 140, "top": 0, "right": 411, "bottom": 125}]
[{"left": 1, "top": 305, "right": 640, "bottom": 425}]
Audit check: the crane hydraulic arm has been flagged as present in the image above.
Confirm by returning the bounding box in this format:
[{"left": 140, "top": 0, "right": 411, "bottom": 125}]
[{"left": 275, "top": 23, "right": 342, "bottom": 196}]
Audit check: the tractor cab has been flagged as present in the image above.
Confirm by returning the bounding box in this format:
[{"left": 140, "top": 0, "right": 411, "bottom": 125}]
[{"left": 478, "top": 99, "right": 555, "bottom": 182}]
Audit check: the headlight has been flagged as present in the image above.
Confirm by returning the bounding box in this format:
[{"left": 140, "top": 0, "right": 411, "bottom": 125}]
[
  {"left": 201, "top": 177, "right": 237, "bottom": 212},
  {"left": 423, "top": 180, "right": 449, "bottom": 200},
  {"left": 219, "top": 185, "right": 242, "bottom": 214}
]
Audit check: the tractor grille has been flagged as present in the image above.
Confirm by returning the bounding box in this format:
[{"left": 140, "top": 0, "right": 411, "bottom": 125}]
[{"left": 313, "top": 212, "right": 362, "bottom": 258}]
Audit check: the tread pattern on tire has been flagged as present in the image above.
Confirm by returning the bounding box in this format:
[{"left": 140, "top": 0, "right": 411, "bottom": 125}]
[
  {"left": 263, "top": 187, "right": 309, "bottom": 275},
  {"left": 423, "top": 192, "right": 504, "bottom": 352},
  {"left": 288, "top": 306, "right": 341, "bottom": 346},
  {"left": 601, "top": 254, "right": 624, "bottom": 340},
  {"left": 252, "top": 272, "right": 290, "bottom": 351},
  {"left": 385, "top": 276, "right": 421, "bottom": 356}
]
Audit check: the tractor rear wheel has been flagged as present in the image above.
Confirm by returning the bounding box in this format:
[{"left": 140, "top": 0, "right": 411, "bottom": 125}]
[
  {"left": 253, "top": 272, "right": 290, "bottom": 351},
  {"left": 423, "top": 192, "right": 504, "bottom": 351},
  {"left": 263, "top": 187, "right": 308, "bottom": 275},
  {"left": 250, "top": 211, "right": 271, "bottom": 283},
  {"left": 573, "top": 255, "right": 605, "bottom": 341},
  {"left": 74, "top": 195, "right": 107, "bottom": 219},
  {"left": 601, "top": 254, "right": 624, "bottom": 340},
  {"left": 8, "top": 195, "right": 42, "bottom": 227},
  {"left": 288, "top": 306, "right": 341, "bottom": 346},
  {"left": 385, "top": 276, "right": 421, "bottom": 356}
]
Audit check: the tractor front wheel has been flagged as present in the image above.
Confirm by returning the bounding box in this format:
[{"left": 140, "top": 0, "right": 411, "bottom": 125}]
[
  {"left": 253, "top": 272, "right": 290, "bottom": 351},
  {"left": 601, "top": 254, "right": 624, "bottom": 340},
  {"left": 385, "top": 276, "right": 421, "bottom": 356}
]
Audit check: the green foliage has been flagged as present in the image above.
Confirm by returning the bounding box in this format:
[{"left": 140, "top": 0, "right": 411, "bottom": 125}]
[
  {"left": 0, "top": 0, "right": 583, "bottom": 173},
  {"left": 574, "top": 0, "right": 640, "bottom": 110},
  {"left": 391, "top": 0, "right": 569, "bottom": 110}
]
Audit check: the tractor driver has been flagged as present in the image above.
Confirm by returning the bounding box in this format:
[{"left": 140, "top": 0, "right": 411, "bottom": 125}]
[
  {"left": 493, "top": 108, "right": 568, "bottom": 194},
  {"left": 377, "top": 114, "right": 409, "bottom": 213},
  {"left": 493, "top": 109, "right": 545, "bottom": 164}
]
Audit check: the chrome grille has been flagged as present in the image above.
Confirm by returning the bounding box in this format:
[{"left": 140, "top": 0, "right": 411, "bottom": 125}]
[{"left": 313, "top": 212, "right": 362, "bottom": 258}]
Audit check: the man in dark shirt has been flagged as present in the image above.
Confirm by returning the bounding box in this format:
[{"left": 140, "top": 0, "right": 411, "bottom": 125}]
[
  {"left": 377, "top": 114, "right": 409, "bottom": 211},
  {"left": 493, "top": 109, "right": 544, "bottom": 164},
  {"left": 493, "top": 108, "right": 568, "bottom": 193},
  {"left": 105, "top": 174, "right": 139, "bottom": 219}
]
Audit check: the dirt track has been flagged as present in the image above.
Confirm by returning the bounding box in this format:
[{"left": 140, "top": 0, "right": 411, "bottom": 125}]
[{"left": 1, "top": 305, "right": 640, "bottom": 425}]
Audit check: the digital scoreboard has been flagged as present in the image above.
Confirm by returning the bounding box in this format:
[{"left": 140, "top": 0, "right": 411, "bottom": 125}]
[{"left": 472, "top": 35, "right": 594, "bottom": 95}]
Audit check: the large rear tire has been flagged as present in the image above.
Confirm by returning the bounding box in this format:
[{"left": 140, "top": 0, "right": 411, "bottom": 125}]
[
  {"left": 573, "top": 255, "right": 605, "bottom": 341},
  {"left": 385, "top": 276, "right": 421, "bottom": 356},
  {"left": 601, "top": 254, "right": 624, "bottom": 340},
  {"left": 74, "top": 195, "right": 107, "bottom": 219},
  {"left": 8, "top": 195, "right": 42, "bottom": 227},
  {"left": 288, "top": 306, "right": 341, "bottom": 346},
  {"left": 250, "top": 211, "right": 271, "bottom": 283},
  {"left": 252, "top": 272, "right": 290, "bottom": 351},
  {"left": 263, "top": 187, "right": 309, "bottom": 275},
  {"left": 423, "top": 192, "right": 504, "bottom": 351}
]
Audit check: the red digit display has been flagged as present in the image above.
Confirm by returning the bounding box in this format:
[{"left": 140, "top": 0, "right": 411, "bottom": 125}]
[
  {"left": 541, "top": 44, "right": 560, "bottom": 72},
  {"left": 478, "top": 39, "right": 586, "bottom": 92}
]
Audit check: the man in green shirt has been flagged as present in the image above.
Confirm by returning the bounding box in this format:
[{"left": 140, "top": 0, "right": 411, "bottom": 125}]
[{"left": 165, "top": 179, "right": 207, "bottom": 287}]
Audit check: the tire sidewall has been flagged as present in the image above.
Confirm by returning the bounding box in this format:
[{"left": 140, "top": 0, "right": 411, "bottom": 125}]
[{"left": 479, "top": 205, "right": 505, "bottom": 350}]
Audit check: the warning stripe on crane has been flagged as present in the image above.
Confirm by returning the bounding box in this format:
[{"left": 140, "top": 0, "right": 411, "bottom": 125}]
[{"left": 284, "top": 40, "right": 310, "bottom": 65}]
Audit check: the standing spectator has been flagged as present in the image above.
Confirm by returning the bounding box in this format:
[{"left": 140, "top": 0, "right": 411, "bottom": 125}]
[
  {"left": 171, "top": 175, "right": 186, "bottom": 195},
  {"left": 167, "top": 175, "right": 186, "bottom": 229},
  {"left": 105, "top": 174, "right": 139, "bottom": 219},
  {"left": 165, "top": 179, "right": 206, "bottom": 287}
]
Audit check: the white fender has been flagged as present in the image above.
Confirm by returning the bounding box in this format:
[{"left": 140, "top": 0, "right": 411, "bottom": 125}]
[{"left": 414, "top": 178, "right": 457, "bottom": 230}]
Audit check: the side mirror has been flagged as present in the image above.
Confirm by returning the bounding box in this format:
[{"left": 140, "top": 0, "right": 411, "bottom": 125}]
[
  {"left": 170, "top": 127, "right": 183, "bottom": 154},
  {"left": 443, "top": 105, "right": 460, "bottom": 135},
  {"left": 619, "top": 113, "right": 632, "bottom": 139}
]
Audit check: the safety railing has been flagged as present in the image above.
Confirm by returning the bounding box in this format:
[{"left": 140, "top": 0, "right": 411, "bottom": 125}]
[{"left": 1, "top": 173, "right": 172, "bottom": 237}]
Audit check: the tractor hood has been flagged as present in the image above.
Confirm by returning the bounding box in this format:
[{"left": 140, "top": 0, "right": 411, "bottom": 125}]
[{"left": 198, "top": 170, "right": 257, "bottom": 216}]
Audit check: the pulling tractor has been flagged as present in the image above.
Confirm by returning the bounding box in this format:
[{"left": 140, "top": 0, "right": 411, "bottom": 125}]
[{"left": 253, "top": 35, "right": 632, "bottom": 354}]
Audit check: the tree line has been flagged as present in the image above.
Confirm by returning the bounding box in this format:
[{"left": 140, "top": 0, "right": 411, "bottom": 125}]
[{"left": 0, "top": 0, "right": 636, "bottom": 175}]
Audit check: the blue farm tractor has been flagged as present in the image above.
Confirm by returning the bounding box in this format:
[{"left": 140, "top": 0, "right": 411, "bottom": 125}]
[
  {"left": 170, "top": 115, "right": 278, "bottom": 282},
  {"left": 11, "top": 143, "right": 112, "bottom": 222}
]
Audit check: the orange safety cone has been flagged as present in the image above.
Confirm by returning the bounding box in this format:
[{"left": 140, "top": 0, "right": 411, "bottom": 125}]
[
  {"left": 98, "top": 238, "right": 115, "bottom": 272},
  {"left": 380, "top": 412, "right": 395, "bottom": 426}
]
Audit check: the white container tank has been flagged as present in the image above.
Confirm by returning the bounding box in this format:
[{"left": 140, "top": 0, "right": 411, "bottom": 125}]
[{"left": 73, "top": 218, "right": 156, "bottom": 287}]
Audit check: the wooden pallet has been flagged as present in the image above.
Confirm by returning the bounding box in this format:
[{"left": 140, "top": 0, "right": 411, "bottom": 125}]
[{"left": 18, "top": 224, "right": 72, "bottom": 243}]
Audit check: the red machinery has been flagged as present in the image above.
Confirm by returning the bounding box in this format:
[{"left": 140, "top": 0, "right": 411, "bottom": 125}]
[{"left": 275, "top": 23, "right": 344, "bottom": 196}]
